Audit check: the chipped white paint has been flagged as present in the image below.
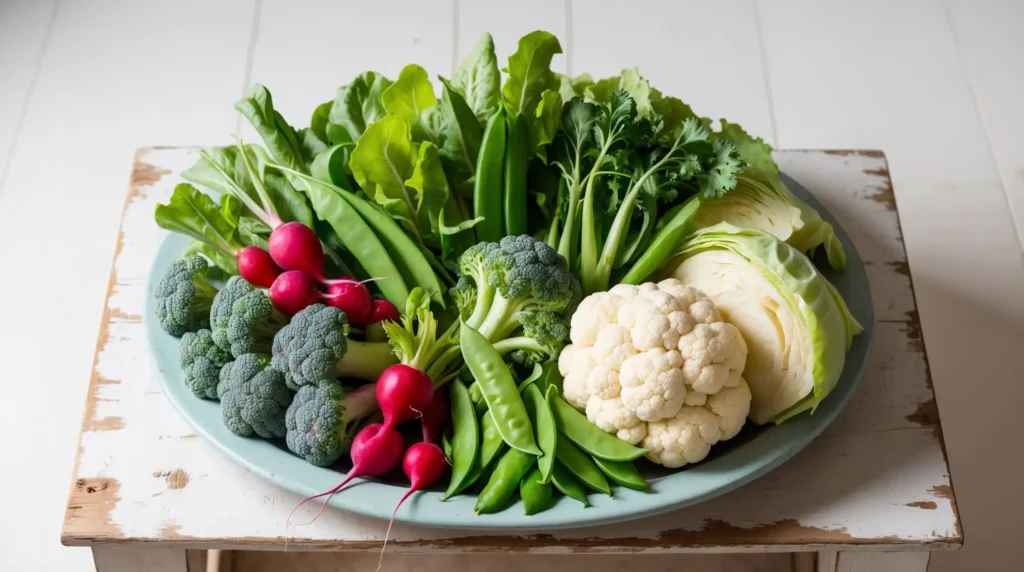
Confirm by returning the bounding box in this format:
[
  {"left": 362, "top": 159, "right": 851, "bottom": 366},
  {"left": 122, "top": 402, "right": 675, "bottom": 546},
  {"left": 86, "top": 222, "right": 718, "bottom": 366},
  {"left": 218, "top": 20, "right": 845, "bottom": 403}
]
[{"left": 60, "top": 147, "right": 958, "bottom": 554}]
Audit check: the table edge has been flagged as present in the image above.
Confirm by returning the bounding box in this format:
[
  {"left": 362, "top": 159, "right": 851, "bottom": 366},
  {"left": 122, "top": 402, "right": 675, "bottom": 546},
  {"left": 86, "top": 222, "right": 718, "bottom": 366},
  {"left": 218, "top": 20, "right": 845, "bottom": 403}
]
[{"left": 59, "top": 147, "right": 963, "bottom": 550}]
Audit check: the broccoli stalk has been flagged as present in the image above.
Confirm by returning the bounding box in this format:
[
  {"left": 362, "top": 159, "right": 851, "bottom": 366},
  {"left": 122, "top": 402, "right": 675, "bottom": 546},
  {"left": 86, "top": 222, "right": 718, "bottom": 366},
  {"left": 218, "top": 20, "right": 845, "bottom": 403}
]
[
  {"left": 382, "top": 287, "right": 462, "bottom": 387},
  {"left": 218, "top": 353, "right": 294, "bottom": 439},
  {"left": 451, "top": 235, "right": 580, "bottom": 365},
  {"left": 271, "top": 303, "right": 397, "bottom": 388},
  {"left": 180, "top": 329, "right": 232, "bottom": 399},
  {"left": 155, "top": 256, "right": 220, "bottom": 337},
  {"left": 285, "top": 382, "right": 379, "bottom": 466}
]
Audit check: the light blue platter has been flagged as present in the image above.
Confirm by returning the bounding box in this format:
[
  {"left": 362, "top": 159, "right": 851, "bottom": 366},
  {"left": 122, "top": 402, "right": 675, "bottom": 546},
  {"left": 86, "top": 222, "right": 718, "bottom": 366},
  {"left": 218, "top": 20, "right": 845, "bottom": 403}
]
[{"left": 144, "top": 172, "right": 874, "bottom": 530}]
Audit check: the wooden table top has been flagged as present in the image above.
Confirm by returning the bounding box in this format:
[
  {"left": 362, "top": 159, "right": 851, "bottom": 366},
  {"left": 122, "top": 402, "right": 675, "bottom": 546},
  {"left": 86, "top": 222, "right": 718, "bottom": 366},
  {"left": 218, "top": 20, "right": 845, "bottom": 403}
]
[{"left": 60, "top": 147, "right": 961, "bottom": 553}]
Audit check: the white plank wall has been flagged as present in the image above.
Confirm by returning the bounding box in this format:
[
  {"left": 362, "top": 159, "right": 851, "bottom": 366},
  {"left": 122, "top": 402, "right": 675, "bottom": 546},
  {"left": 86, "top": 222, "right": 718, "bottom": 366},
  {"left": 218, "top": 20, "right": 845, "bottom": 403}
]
[
  {"left": 1, "top": 1, "right": 1022, "bottom": 570},
  {"left": 0, "top": 1, "right": 55, "bottom": 184}
]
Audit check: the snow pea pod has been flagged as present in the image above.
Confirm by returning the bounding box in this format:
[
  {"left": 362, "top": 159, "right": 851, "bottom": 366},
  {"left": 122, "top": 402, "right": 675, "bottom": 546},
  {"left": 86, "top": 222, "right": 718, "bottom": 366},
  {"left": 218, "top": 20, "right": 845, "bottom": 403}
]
[
  {"left": 441, "top": 431, "right": 453, "bottom": 462},
  {"left": 444, "top": 380, "right": 480, "bottom": 499},
  {"left": 475, "top": 448, "right": 536, "bottom": 515},
  {"left": 550, "top": 463, "right": 589, "bottom": 507},
  {"left": 593, "top": 456, "right": 647, "bottom": 491},
  {"left": 460, "top": 324, "right": 541, "bottom": 455},
  {"left": 478, "top": 411, "right": 507, "bottom": 473},
  {"left": 550, "top": 396, "right": 646, "bottom": 462},
  {"left": 520, "top": 465, "right": 554, "bottom": 515},
  {"left": 503, "top": 115, "right": 529, "bottom": 236},
  {"left": 555, "top": 433, "right": 610, "bottom": 495},
  {"left": 291, "top": 172, "right": 410, "bottom": 307},
  {"left": 523, "top": 383, "right": 557, "bottom": 483},
  {"left": 474, "top": 108, "right": 506, "bottom": 242}
]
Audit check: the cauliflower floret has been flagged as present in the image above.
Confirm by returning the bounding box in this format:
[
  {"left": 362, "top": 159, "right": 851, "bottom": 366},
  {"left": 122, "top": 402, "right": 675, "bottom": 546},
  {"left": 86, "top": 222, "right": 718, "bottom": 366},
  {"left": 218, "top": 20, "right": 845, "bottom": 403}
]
[
  {"left": 559, "top": 344, "right": 595, "bottom": 409},
  {"left": 643, "top": 406, "right": 723, "bottom": 468},
  {"left": 585, "top": 396, "right": 646, "bottom": 444},
  {"left": 561, "top": 278, "right": 752, "bottom": 468},
  {"left": 678, "top": 322, "right": 748, "bottom": 394},
  {"left": 592, "top": 324, "right": 635, "bottom": 371},
  {"left": 707, "top": 378, "right": 752, "bottom": 440},
  {"left": 619, "top": 349, "right": 686, "bottom": 422},
  {"left": 570, "top": 293, "right": 626, "bottom": 346}
]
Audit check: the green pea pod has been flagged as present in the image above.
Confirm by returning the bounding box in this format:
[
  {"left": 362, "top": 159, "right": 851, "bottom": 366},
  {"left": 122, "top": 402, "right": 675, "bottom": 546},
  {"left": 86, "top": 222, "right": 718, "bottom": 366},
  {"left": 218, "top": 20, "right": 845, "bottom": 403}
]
[
  {"left": 520, "top": 465, "right": 554, "bottom": 515},
  {"left": 441, "top": 431, "right": 453, "bottom": 462},
  {"left": 555, "top": 434, "right": 610, "bottom": 495},
  {"left": 550, "top": 463, "right": 589, "bottom": 507},
  {"left": 593, "top": 457, "right": 648, "bottom": 491},
  {"left": 503, "top": 115, "right": 529, "bottom": 236},
  {"left": 474, "top": 108, "right": 506, "bottom": 243},
  {"left": 475, "top": 448, "right": 536, "bottom": 515},
  {"left": 330, "top": 182, "right": 447, "bottom": 307},
  {"left": 458, "top": 410, "right": 506, "bottom": 493},
  {"left": 295, "top": 173, "right": 410, "bottom": 307},
  {"left": 469, "top": 381, "right": 488, "bottom": 417},
  {"left": 461, "top": 324, "right": 541, "bottom": 455},
  {"left": 551, "top": 396, "right": 646, "bottom": 462},
  {"left": 619, "top": 195, "right": 701, "bottom": 285},
  {"left": 523, "top": 384, "right": 557, "bottom": 484},
  {"left": 478, "top": 411, "right": 507, "bottom": 472},
  {"left": 444, "top": 380, "right": 480, "bottom": 499}
]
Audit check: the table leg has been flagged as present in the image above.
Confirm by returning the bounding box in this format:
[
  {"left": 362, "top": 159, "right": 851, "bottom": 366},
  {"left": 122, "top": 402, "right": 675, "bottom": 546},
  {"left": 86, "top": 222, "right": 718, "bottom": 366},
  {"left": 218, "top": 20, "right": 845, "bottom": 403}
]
[
  {"left": 92, "top": 547, "right": 209, "bottom": 572},
  {"left": 817, "top": 551, "right": 930, "bottom": 572}
]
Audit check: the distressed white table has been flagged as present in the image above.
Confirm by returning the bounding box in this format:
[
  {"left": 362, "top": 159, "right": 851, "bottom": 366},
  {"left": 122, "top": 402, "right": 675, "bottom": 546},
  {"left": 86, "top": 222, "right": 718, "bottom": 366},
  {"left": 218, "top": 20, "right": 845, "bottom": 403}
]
[{"left": 60, "top": 147, "right": 961, "bottom": 572}]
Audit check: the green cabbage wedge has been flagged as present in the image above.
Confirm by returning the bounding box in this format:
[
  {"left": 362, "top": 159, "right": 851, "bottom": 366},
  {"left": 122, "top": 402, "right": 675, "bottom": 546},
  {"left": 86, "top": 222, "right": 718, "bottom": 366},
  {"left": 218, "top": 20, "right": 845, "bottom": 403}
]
[
  {"left": 665, "top": 223, "right": 862, "bottom": 424},
  {"left": 692, "top": 168, "right": 847, "bottom": 272}
]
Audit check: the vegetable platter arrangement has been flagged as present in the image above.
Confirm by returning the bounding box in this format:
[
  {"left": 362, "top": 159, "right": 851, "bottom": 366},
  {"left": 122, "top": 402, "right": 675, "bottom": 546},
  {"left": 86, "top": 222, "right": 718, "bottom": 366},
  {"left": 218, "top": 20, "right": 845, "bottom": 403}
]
[{"left": 148, "top": 29, "right": 868, "bottom": 534}]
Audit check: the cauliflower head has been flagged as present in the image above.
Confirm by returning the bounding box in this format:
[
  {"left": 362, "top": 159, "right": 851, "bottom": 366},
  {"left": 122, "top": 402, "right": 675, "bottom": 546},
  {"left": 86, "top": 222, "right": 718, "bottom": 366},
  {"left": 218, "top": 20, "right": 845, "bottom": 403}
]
[{"left": 559, "top": 279, "right": 752, "bottom": 468}]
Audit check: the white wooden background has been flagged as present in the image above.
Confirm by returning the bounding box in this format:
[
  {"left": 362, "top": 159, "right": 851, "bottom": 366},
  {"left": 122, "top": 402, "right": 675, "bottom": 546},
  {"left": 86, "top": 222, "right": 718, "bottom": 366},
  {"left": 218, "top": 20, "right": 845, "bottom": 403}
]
[{"left": 0, "top": 1, "right": 1021, "bottom": 570}]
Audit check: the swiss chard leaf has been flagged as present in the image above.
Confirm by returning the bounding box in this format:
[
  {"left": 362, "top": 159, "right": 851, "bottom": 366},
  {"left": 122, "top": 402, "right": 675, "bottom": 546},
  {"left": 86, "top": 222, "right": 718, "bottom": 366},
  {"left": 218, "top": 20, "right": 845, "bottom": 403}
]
[
  {"left": 501, "top": 31, "right": 562, "bottom": 119},
  {"left": 327, "top": 71, "right": 393, "bottom": 143},
  {"left": 436, "top": 77, "right": 483, "bottom": 187},
  {"left": 310, "top": 100, "right": 333, "bottom": 142},
  {"left": 348, "top": 115, "right": 418, "bottom": 230},
  {"left": 529, "top": 89, "right": 562, "bottom": 161},
  {"left": 405, "top": 141, "right": 452, "bottom": 247},
  {"left": 154, "top": 183, "right": 242, "bottom": 261},
  {"left": 234, "top": 84, "right": 307, "bottom": 174},
  {"left": 311, "top": 143, "right": 355, "bottom": 191},
  {"left": 558, "top": 72, "right": 594, "bottom": 102},
  {"left": 452, "top": 32, "right": 501, "bottom": 123},
  {"left": 382, "top": 64, "right": 438, "bottom": 129}
]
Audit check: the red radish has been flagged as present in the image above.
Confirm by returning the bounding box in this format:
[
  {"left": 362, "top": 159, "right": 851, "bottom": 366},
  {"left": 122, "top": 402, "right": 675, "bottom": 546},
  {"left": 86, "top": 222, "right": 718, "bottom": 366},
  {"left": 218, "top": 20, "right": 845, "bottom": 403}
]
[
  {"left": 268, "top": 221, "right": 325, "bottom": 277},
  {"left": 420, "top": 391, "right": 449, "bottom": 443},
  {"left": 269, "top": 270, "right": 321, "bottom": 315},
  {"left": 377, "top": 443, "right": 448, "bottom": 569},
  {"left": 287, "top": 423, "right": 405, "bottom": 527},
  {"left": 237, "top": 246, "right": 282, "bottom": 288},
  {"left": 376, "top": 364, "right": 434, "bottom": 430},
  {"left": 323, "top": 280, "right": 372, "bottom": 325},
  {"left": 367, "top": 299, "right": 400, "bottom": 324}
]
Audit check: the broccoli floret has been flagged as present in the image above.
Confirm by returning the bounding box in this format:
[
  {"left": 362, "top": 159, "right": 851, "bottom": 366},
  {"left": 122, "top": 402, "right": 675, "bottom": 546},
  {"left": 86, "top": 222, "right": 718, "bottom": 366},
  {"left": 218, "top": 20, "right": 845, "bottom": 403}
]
[
  {"left": 210, "top": 276, "right": 258, "bottom": 351},
  {"left": 285, "top": 382, "right": 378, "bottom": 466},
  {"left": 453, "top": 234, "right": 580, "bottom": 353},
  {"left": 495, "top": 311, "right": 571, "bottom": 365},
  {"left": 155, "top": 256, "right": 219, "bottom": 337},
  {"left": 180, "top": 329, "right": 231, "bottom": 399},
  {"left": 226, "top": 290, "right": 289, "bottom": 358},
  {"left": 217, "top": 353, "right": 293, "bottom": 439},
  {"left": 271, "top": 303, "right": 397, "bottom": 388}
]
